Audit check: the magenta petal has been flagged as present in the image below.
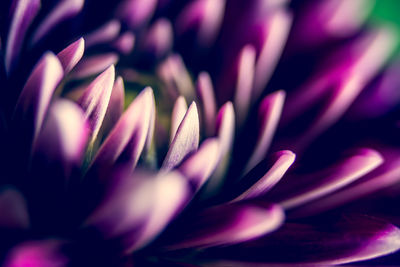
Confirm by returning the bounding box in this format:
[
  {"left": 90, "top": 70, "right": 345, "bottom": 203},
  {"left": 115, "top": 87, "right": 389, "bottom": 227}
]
[
  {"left": 14, "top": 52, "right": 64, "bottom": 145},
  {"left": 31, "top": 0, "right": 84, "bottom": 45},
  {"left": 179, "top": 138, "right": 220, "bottom": 192},
  {"left": 112, "top": 32, "right": 135, "bottom": 55},
  {"left": 196, "top": 72, "right": 217, "bottom": 136},
  {"left": 78, "top": 65, "right": 115, "bottom": 144},
  {"left": 166, "top": 202, "right": 284, "bottom": 249},
  {"left": 0, "top": 188, "right": 29, "bottom": 229},
  {"left": 57, "top": 37, "right": 85, "bottom": 74},
  {"left": 216, "top": 102, "right": 235, "bottom": 157},
  {"left": 5, "top": 0, "right": 40, "bottom": 74},
  {"left": 233, "top": 150, "right": 295, "bottom": 202},
  {"left": 100, "top": 76, "right": 125, "bottom": 137},
  {"left": 215, "top": 215, "right": 400, "bottom": 265},
  {"left": 275, "top": 148, "right": 383, "bottom": 210},
  {"left": 70, "top": 53, "right": 119, "bottom": 79},
  {"left": 175, "top": 0, "right": 226, "bottom": 46},
  {"left": 170, "top": 96, "right": 188, "bottom": 143},
  {"left": 142, "top": 18, "right": 173, "bottom": 59},
  {"left": 234, "top": 45, "right": 256, "bottom": 125},
  {"left": 3, "top": 240, "right": 67, "bottom": 267},
  {"left": 116, "top": 0, "right": 157, "bottom": 29},
  {"left": 90, "top": 87, "right": 154, "bottom": 177},
  {"left": 84, "top": 20, "right": 121, "bottom": 48},
  {"left": 87, "top": 171, "right": 189, "bottom": 253},
  {"left": 35, "top": 100, "right": 89, "bottom": 169},
  {"left": 162, "top": 102, "right": 200, "bottom": 171},
  {"left": 245, "top": 90, "right": 285, "bottom": 173}
]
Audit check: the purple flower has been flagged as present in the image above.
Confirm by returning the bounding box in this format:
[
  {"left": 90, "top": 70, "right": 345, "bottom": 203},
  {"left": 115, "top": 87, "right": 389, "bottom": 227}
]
[{"left": 0, "top": 0, "right": 400, "bottom": 266}]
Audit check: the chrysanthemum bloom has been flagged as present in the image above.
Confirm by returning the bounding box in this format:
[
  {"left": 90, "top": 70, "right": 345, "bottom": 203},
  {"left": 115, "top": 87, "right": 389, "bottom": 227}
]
[{"left": 1, "top": 0, "right": 400, "bottom": 266}]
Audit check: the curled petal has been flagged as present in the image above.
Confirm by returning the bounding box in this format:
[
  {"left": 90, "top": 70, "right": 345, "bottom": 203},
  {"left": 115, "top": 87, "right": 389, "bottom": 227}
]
[
  {"left": 165, "top": 202, "right": 284, "bottom": 249},
  {"left": 116, "top": 0, "right": 157, "bottom": 29},
  {"left": 162, "top": 102, "right": 200, "bottom": 171},
  {"left": 31, "top": 0, "right": 84, "bottom": 45},
  {"left": 78, "top": 65, "right": 115, "bottom": 144},
  {"left": 0, "top": 188, "right": 29, "bottom": 229},
  {"left": 14, "top": 52, "right": 63, "bottom": 145},
  {"left": 179, "top": 138, "right": 220, "bottom": 192},
  {"left": 90, "top": 87, "right": 154, "bottom": 177},
  {"left": 273, "top": 148, "right": 383, "bottom": 210},
  {"left": 170, "top": 96, "right": 188, "bottom": 143},
  {"left": 5, "top": 0, "right": 40, "bottom": 74},
  {"left": 85, "top": 20, "right": 121, "bottom": 48},
  {"left": 245, "top": 90, "right": 285, "bottom": 173},
  {"left": 211, "top": 215, "right": 400, "bottom": 265},
  {"left": 196, "top": 72, "right": 217, "bottom": 136},
  {"left": 71, "top": 53, "right": 119, "bottom": 79},
  {"left": 57, "top": 37, "right": 85, "bottom": 74}
]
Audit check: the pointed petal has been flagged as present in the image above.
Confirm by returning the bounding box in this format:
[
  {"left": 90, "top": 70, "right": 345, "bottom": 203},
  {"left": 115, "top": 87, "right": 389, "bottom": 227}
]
[
  {"left": 4, "top": 240, "right": 67, "bottom": 267},
  {"left": 57, "top": 37, "right": 85, "bottom": 74},
  {"left": 245, "top": 91, "right": 285, "bottom": 173},
  {"left": 14, "top": 52, "right": 63, "bottom": 145},
  {"left": 166, "top": 202, "right": 284, "bottom": 249},
  {"left": 234, "top": 45, "right": 256, "bottom": 125},
  {"left": 216, "top": 102, "right": 235, "bottom": 157},
  {"left": 0, "top": 188, "right": 29, "bottom": 229},
  {"left": 84, "top": 20, "right": 121, "bottom": 48},
  {"left": 87, "top": 171, "right": 189, "bottom": 253},
  {"left": 142, "top": 18, "right": 173, "bottom": 59},
  {"left": 233, "top": 150, "right": 295, "bottom": 202},
  {"left": 5, "top": 0, "right": 40, "bottom": 74},
  {"left": 162, "top": 102, "right": 200, "bottom": 171},
  {"left": 112, "top": 32, "right": 135, "bottom": 55},
  {"left": 90, "top": 87, "right": 154, "bottom": 177},
  {"left": 100, "top": 76, "right": 125, "bottom": 137},
  {"left": 116, "top": 0, "right": 157, "bottom": 29},
  {"left": 31, "top": 0, "right": 84, "bottom": 45},
  {"left": 71, "top": 53, "right": 119, "bottom": 79},
  {"left": 196, "top": 72, "right": 217, "bottom": 136},
  {"left": 35, "top": 100, "right": 89, "bottom": 169},
  {"left": 176, "top": 0, "right": 226, "bottom": 46},
  {"left": 170, "top": 96, "right": 188, "bottom": 143},
  {"left": 214, "top": 215, "right": 400, "bottom": 265},
  {"left": 277, "top": 148, "right": 383, "bottom": 209},
  {"left": 179, "top": 138, "right": 220, "bottom": 192},
  {"left": 78, "top": 65, "right": 115, "bottom": 144}
]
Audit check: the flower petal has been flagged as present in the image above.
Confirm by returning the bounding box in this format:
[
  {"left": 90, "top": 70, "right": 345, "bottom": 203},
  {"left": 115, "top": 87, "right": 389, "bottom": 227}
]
[
  {"left": 142, "top": 18, "right": 173, "bottom": 59},
  {"left": 5, "top": 0, "right": 40, "bottom": 74},
  {"left": 112, "top": 32, "right": 135, "bottom": 55},
  {"left": 165, "top": 202, "right": 284, "bottom": 249},
  {"left": 84, "top": 20, "right": 121, "bottom": 48},
  {"left": 211, "top": 215, "right": 400, "bottom": 265},
  {"left": 271, "top": 148, "right": 383, "bottom": 210},
  {"left": 78, "top": 65, "right": 115, "bottom": 144},
  {"left": 0, "top": 188, "right": 29, "bottom": 229},
  {"left": 196, "top": 72, "right": 217, "bottom": 136},
  {"left": 31, "top": 0, "right": 84, "bottom": 45},
  {"left": 13, "top": 52, "right": 63, "bottom": 146},
  {"left": 170, "top": 96, "right": 188, "bottom": 143},
  {"left": 70, "top": 53, "right": 119, "bottom": 79},
  {"left": 90, "top": 87, "right": 154, "bottom": 178},
  {"left": 57, "top": 37, "right": 85, "bottom": 74},
  {"left": 245, "top": 90, "right": 285, "bottom": 173},
  {"left": 116, "top": 0, "right": 157, "bottom": 29},
  {"left": 162, "top": 102, "right": 200, "bottom": 171}
]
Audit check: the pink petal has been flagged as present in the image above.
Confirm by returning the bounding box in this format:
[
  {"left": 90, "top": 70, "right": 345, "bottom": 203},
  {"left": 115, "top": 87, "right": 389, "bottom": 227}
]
[
  {"left": 84, "top": 20, "right": 121, "bottom": 48},
  {"left": 112, "top": 32, "right": 135, "bottom": 55},
  {"left": 245, "top": 90, "right": 285, "bottom": 173},
  {"left": 116, "top": 0, "right": 157, "bottom": 29},
  {"left": 162, "top": 102, "right": 200, "bottom": 171},
  {"left": 71, "top": 53, "right": 119, "bottom": 79},
  {"left": 5, "top": 0, "right": 40, "bottom": 74},
  {"left": 0, "top": 188, "right": 29, "bottom": 229},
  {"left": 78, "top": 65, "right": 115, "bottom": 144},
  {"left": 14, "top": 52, "right": 63, "bottom": 145},
  {"left": 170, "top": 96, "right": 188, "bottom": 143},
  {"left": 57, "top": 37, "right": 85, "bottom": 74},
  {"left": 142, "top": 18, "right": 173, "bottom": 59},
  {"left": 31, "top": 0, "right": 84, "bottom": 45},
  {"left": 195, "top": 72, "right": 217, "bottom": 136}
]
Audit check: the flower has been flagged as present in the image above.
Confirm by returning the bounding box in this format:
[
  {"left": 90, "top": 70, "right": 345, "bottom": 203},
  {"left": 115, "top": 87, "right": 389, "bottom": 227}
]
[{"left": 1, "top": 0, "right": 400, "bottom": 266}]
